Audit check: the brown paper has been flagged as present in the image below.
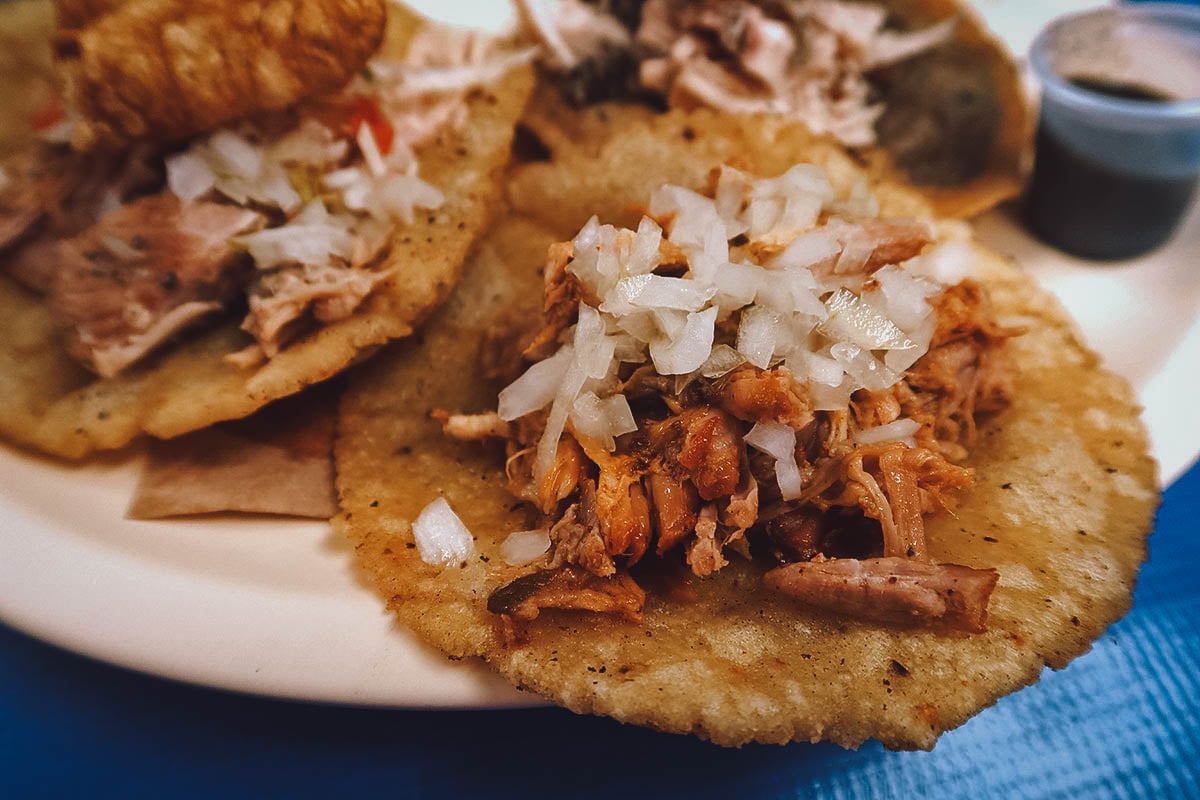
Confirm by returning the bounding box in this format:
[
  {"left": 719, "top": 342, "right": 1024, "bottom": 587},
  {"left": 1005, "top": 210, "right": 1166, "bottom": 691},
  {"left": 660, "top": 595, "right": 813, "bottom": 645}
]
[{"left": 127, "top": 382, "right": 339, "bottom": 519}]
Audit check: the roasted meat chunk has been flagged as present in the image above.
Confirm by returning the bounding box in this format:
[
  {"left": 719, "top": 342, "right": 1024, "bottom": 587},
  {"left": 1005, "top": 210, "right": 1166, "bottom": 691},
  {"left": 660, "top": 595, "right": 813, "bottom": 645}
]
[{"left": 48, "top": 194, "right": 264, "bottom": 376}]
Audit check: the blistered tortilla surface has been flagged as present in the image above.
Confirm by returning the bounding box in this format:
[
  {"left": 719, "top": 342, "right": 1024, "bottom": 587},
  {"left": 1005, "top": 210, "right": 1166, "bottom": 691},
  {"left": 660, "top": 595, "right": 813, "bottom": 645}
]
[
  {"left": 0, "top": 3, "right": 534, "bottom": 458},
  {"left": 334, "top": 205, "right": 1157, "bottom": 749}
]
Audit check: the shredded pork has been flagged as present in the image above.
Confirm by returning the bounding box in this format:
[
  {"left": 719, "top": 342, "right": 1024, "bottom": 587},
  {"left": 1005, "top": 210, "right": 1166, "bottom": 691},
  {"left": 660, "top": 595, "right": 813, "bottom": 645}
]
[
  {"left": 763, "top": 557, "right": 999, "bottom": 633},
  {"left": 48, "top": 195, "right": 264, "bottom": 377},
  {"left": 443, "top": 164, "right": 1018, "bottom": 633},
  {"left": 522, "top": 0, "right": 957, "bottom": 147}
]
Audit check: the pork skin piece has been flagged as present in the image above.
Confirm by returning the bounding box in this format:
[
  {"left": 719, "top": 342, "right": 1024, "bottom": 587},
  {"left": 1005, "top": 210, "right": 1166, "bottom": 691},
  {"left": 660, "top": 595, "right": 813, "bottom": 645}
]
[
  {"left": 53, "top": 0, "right": 386, "bottom": 149},
  {"left": 764, "top": 556, "right": 999, "bottom": 632},
  {"left": 48, "top": 194, "right": 264, "bottom": 377}
]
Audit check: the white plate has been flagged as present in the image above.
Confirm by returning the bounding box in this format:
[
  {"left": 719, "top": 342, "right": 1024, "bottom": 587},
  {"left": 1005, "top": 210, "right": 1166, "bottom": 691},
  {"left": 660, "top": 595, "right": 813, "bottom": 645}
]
[
  {"left": 2, "top": 0, "right": 1193, "bottom": 710},
  {"left": 0, "top": 205, "right": 1194, "bottom": 709}
]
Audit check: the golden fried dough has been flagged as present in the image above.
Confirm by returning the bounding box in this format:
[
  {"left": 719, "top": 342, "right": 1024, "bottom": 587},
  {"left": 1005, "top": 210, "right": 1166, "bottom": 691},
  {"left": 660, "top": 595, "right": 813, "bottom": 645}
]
[{"left": 54, "top": 0, "right": 387, "bottom": 149}]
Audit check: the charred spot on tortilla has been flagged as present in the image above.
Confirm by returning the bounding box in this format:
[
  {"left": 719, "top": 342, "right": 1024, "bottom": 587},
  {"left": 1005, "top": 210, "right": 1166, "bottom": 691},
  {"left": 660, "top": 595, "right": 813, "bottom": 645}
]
[{"left": 0, "top": 1, "right": 536, "bottom": 458}]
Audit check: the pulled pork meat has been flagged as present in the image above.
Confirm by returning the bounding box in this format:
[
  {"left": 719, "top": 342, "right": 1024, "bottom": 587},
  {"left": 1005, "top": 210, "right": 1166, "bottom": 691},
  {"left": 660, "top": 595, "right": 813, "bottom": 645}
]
[
  {"left": 48, "top": 194, "right": 264, "bottom": 377},
  {"left": 520, "top": 0, "right": 956, "bottom": 147},
  {"left": 763, "top": 557, "right": 998, "bottom": 633},
  {"left": 442, "top": 273, "right": 1016, "bottom": 632},
  {"left": 437, "top": 167, "right": 1020, "bottom": 633}
]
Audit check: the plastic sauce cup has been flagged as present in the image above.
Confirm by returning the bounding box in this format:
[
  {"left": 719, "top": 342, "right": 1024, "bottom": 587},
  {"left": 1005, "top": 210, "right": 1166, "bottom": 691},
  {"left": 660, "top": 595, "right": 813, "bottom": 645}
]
[{"left": 1025, "top": 3, "right": 1200, "bottom": 260}]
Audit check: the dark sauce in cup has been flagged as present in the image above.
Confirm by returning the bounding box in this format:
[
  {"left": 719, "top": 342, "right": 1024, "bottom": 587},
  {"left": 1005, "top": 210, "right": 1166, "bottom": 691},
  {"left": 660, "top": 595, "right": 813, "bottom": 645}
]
[{"left": 1025, "top": 78, "right": 1199, "bottom": 260}]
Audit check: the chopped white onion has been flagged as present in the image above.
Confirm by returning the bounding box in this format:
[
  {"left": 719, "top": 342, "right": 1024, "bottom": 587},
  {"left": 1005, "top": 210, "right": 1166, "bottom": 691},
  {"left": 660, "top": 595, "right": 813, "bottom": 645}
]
[
  {"left": 649, "top": 306, "right": 717, "bottom": 375},
  {"left": 234, "top": 200, "right": 355, "bottom": 270},
  {"left": 810, "top": 376, "right": 854, "bottom": 411},
  {"left": 905, "top": 240, "right": 971, "bottom": 285},
  {"left": 570, "top": 391, "right": 637, "bottom": 450},
  {"left": 771, "top": 230, "right": 840, "bottom": 270},
  {"left": 255, "top": 162, "right": 304, "bottom": 212},
  {"left": 371, "top": 174, "right": 446, "bottom": 223},
  {"left": 649, "top": 184, "right": 728, "bottom": 265},
  {"left": 830, "top": 342, "right": 897, "bottom": 392},
  {"left": 736, "top": 305, "right": 781, "bottom": 369},
  {"left": 854, "top": 417, "right": 921, "bottom": 446},
  {"left": 493, "top": 162, "right": 962, "bottom": 485},
  {"left": 269, "top": 119, "right": 348, "bottom": 165},
  {"left": 569, "top": 217, "right": 621, "bottom": 297},
  {"left": 625, "top": 216, "right": 663, "bottom": 276},
  {"left": 602, "top": 273, "right": 715, "bottom": 315},
  {"left": 573, "top": 304, "right": 613, "bottom": 379},
  {"left": 795, "top": 350, "right": 844, "bottom": 386},
  {"left": 710, "top": 261, "right": 763, "bottom": 311},
  {"left": 412, "top": 497, "right": 475, "bottom": 567},
  {"left": 700, "top": 344, "right": 745, "bottom": 378},
  {"left": 884, "top": 314, "right": 935, "bottom": 372},
  {"left": 209, "top": 130, "right": 263, "bottom": 178},
  {"left": 500, "top": 529, "right": 551, "bottom": 566},
  {"left": 356, "top": 122, "right": 388, "bottom": 179},
  {"left": 498, "top": 345, "right": 573, "bottom": 421},
  {"left": 166, "top": 151, "right": 216, "bottom": 202},
  {"left": 533, "top": 303, "right": 608, "bottom": 481},
  {"left": 713, "top": 166, "right": 752, "bottom": 238},
  {"left": 820, "top": 287, "right": 914, "bottom": 351},
  {"left": 744, "top": 421, "right": 804, "bottom": 500},
  {"left": 867, "top": 265, "right": 938, "bottom": 331}
]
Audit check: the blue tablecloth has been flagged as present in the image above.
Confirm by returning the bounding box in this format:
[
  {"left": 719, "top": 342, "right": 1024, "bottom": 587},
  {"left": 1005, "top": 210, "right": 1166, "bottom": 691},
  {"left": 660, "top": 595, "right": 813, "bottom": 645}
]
[{"left": 1, "top": 458, "right": 1196, "bottom": 798}]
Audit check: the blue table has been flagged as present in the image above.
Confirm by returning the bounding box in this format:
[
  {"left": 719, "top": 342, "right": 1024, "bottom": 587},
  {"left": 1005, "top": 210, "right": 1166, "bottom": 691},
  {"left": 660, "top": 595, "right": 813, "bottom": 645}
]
[{"left": 0, "top": 460, "right": 1196, "bottom": 799}]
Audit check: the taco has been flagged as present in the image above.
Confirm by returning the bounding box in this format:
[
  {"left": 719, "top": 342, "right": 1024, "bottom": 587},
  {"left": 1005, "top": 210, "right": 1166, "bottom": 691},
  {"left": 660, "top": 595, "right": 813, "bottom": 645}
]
[
  {"left": 509, "top": 0, "right": 1031, "bottom": 223},
  {"left": 0, "top": 0, "right": 534, "bottom": 458},
  {"left": 333, "top": 156, "right": 1157, "bottom": 749}
]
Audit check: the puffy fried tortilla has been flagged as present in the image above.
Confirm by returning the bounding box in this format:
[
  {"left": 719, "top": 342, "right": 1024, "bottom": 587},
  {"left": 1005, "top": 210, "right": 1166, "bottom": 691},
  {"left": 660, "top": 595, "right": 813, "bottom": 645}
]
[
  {"left": 511, "top": 0, "right": 1030, "bottom": 222},
  {"left": 334, "top": 194, "right": 1157, "bottom": 749},
  {"left": 0, "top": 2, "right": 534, "bottom": 459}
]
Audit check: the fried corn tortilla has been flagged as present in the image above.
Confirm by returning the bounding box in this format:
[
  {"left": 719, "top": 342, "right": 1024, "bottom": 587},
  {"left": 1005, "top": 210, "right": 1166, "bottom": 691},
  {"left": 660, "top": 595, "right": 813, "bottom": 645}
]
[
  {"left": 508, "top": 97, "right": 932, "bottom": 238},
  {"left": 334, "top": 194, "right": 1157, "bottom": 750},
  {"left": 0, "top": 3, "right": 535, "bottom": 459},
  {"left": 511, "top": 0, "right": 1030, "bottom": 221}
]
